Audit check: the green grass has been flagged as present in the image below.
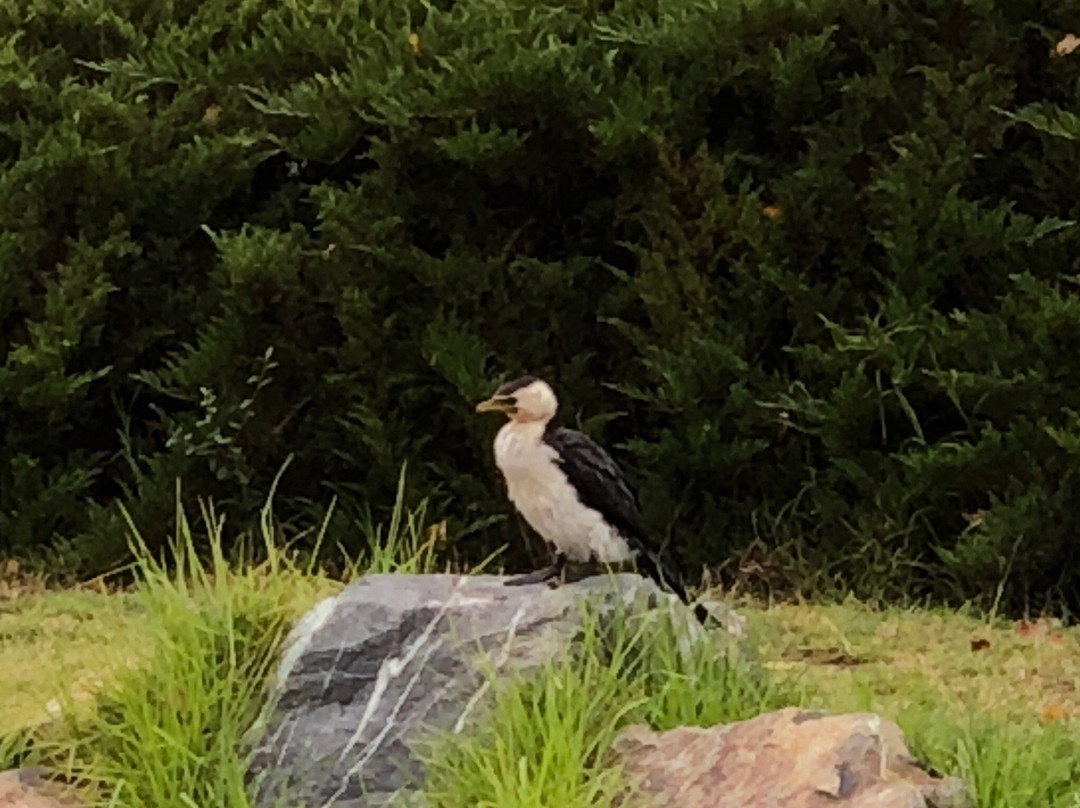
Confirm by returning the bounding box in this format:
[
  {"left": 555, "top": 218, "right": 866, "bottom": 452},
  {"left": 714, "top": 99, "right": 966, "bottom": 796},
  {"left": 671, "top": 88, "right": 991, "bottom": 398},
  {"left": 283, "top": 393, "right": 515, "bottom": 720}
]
[
  {"left": 0, "top": 469, "right": 442, "bottom": 807},
  {"left": 2, "top": 489, "right": 1080, "bottom": 807},
  {"left": 911, "top": 717, "right": 1080, "bottom": 808},
  {"left": 750, "top": 599, "right": 1080, "bottom": 808},
  {"left": 33, "top": 499, "right": 343, "bottom": 807},
  {"left": 751, "top": 600, "right": 1080, "bottom": 727},
  {"left": 347, "top": 462, "right": 453, "bottom": 576},
  {"left": 420, "top": 604, "right": 782, "bottom": 808},
  {"left": 0, "top": 588, "right": 149, "bottom": 729}
]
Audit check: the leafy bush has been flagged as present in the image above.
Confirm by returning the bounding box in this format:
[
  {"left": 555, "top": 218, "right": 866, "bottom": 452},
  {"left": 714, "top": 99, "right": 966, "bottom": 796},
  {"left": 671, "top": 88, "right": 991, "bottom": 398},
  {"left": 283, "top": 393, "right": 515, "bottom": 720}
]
[{"left": 3, "top": 0, "right": 1080, "bottom": 612}]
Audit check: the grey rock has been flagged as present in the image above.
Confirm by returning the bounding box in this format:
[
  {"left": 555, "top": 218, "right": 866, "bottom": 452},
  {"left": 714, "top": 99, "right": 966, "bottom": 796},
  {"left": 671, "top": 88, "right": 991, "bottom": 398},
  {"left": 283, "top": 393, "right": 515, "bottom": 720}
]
[{"left": 247, "top": 572, "right": 717, "bottom": 808}]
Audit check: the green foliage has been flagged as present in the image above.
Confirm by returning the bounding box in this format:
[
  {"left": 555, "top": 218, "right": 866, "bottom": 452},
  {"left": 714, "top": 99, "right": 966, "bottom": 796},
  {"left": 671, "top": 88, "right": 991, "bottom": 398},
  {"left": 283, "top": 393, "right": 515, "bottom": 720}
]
[
  {"left": 349, "top": 462, "right": 457, "bottom": 575},
  {"left": 4, "top": 0, "right": 1080, "bottom": 613}
]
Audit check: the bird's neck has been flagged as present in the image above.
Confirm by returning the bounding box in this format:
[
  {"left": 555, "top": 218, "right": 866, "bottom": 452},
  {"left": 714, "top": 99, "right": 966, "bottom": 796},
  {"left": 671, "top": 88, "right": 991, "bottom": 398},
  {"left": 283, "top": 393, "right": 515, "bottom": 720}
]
[
  {"left": 494, "top": 418, "right": 552, "bottom": 465},
  {"left": 498, "top": 418, "right": 550, "bottom": 442}
]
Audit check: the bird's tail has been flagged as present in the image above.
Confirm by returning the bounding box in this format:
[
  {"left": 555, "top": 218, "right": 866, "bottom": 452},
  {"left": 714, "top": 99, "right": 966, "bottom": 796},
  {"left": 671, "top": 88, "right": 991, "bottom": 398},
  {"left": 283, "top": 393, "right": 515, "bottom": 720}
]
[{"left": 636, "top": 550, "right": 709, "bottom": 625}]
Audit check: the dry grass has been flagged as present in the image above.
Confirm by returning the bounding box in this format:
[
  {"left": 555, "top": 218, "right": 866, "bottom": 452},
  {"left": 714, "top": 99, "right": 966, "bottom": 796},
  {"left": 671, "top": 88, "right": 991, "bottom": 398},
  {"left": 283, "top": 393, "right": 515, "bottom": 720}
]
[
  {"left": 747, "top": 598, "right": 1080, "bottom": 730},
  {"left": 0, "top": 589, "right": 151, "bottom": 729}
]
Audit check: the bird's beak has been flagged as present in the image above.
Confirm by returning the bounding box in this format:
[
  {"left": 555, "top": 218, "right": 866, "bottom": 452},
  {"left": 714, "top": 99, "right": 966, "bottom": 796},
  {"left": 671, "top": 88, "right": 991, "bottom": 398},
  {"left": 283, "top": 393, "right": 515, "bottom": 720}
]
[{"left": 475, "top": 396, "right": 512, "bottom": 413}]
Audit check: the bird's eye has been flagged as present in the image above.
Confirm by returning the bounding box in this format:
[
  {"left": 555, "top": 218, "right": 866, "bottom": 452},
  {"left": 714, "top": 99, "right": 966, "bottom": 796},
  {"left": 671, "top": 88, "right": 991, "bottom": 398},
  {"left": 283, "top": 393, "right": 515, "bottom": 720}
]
[{"left": 504, "top": 396, "right": 517, "bottom": 405}]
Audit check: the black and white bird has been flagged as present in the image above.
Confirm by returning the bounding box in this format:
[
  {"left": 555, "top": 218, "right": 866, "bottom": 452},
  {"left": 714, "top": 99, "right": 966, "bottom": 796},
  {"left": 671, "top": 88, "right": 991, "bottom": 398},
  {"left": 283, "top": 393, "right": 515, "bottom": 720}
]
[{"left": 475, "top": 375, "right": 707, "bottom": 622}]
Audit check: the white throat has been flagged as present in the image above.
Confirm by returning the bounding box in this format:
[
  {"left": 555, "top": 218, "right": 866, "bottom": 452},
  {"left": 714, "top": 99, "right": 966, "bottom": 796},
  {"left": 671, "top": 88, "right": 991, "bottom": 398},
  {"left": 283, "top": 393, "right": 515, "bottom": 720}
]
[{"left": 491, "top": 419, "right": 635, "bottom": 564}]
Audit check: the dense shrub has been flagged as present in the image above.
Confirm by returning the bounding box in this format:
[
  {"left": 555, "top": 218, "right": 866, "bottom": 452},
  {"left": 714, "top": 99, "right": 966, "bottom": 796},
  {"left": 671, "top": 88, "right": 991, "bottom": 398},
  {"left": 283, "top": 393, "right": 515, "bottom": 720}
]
[{"left": 3, "top": 0, "right": 1080, "bottom": 613}]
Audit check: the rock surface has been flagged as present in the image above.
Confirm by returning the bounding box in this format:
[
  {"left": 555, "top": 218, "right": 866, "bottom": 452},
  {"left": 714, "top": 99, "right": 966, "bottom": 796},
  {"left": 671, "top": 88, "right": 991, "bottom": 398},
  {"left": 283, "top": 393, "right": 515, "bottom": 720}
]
[
  {"left": 247, "top": 572, "right": 718, "bottom": 808},
  {"left": 613, "top": 707, "right": 972, "bottom": 808},
  {"left": 0, "top": 769, "right": 79, "bottom": 808}
]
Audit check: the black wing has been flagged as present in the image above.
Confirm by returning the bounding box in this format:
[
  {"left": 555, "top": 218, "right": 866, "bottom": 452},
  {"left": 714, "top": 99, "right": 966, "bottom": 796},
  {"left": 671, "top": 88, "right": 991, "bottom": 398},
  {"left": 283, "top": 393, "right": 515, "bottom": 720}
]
[
  {"left": 545, "top": 423, "right": 704, "bottom": 621},
  {"left": 542, "top": 424, "right": 654, "bottom": 552}
]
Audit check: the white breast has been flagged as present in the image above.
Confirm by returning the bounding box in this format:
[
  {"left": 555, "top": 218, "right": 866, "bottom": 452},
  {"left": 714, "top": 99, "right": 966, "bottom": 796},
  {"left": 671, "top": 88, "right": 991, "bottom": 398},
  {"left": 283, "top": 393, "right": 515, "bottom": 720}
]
[{"left": 493, "top": 421, "right": 635, "bottom": 563}]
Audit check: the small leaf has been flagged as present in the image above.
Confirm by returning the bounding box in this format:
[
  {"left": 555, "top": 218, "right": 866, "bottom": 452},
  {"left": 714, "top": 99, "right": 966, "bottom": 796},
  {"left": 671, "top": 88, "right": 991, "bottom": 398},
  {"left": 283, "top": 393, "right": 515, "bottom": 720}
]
[
  {"left": 1052, "top": 33, "right": 1079, "bottom": 57},
  {"left": 1041, "top": 702, "right": 1068, "bottom": 723}
]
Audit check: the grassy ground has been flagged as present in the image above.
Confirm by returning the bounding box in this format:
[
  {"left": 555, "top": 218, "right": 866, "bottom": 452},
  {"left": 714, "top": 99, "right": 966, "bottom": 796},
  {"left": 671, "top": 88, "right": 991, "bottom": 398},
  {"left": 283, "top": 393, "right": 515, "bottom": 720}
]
[
  {"left": 0, "top": 589, "right": 149, "bottom": 729},
  {"left": 752, "top": 601, "right": 1080, "bottom": 808},
  {"left": 2, "top": 494, "right": 1079, "bottom": 807},
  {"left": 4, "top": 597, "right": 1077, "bottom": 731},
  {"left": 753, "top": 599, "right": 1080, "bottom": 729},
  {"left": 5, "top": 590, "right": 1080, "bottom": 807},
  {"left": 6, "top": 591, "right": 1078, "bottom": 746}
]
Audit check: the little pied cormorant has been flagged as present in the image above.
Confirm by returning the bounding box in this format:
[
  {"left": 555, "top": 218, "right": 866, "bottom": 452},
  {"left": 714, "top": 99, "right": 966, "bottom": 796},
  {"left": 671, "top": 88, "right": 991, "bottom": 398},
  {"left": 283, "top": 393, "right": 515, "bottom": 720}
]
[{"left": 475, "top": 375, "right": 707, "bottom": 623}]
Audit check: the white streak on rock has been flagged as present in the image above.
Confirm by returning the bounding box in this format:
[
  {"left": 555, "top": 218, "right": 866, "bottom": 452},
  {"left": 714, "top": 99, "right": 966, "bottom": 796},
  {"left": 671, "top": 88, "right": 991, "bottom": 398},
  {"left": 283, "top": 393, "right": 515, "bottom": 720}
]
[
  {"left": 319, "top": 577, "right": 472, "bottom": 808},
  {"left": 340, "top": 633, "right": 445, "bottom": 783},
  {"left": 430, "top": 594, "right": 494, "bottom": 608},
  {"left": 322, "top": 641, "right": 349, "bottom": 697},
  {"left": 275, "top": 594, "right": 339, "bottom": 692},
  {"left": 453, "top": 602, "right": 527, "bottom": 734},
  {"left": 274, "top": 717, "right": 300, "bottom": 768}
]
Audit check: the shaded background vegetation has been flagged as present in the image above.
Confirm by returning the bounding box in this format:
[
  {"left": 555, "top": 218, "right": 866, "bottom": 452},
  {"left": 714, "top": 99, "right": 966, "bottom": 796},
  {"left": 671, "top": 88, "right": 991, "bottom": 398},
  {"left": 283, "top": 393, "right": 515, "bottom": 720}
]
[{"left": 3, "top": 0, "right": 1080, "bottom": 614}]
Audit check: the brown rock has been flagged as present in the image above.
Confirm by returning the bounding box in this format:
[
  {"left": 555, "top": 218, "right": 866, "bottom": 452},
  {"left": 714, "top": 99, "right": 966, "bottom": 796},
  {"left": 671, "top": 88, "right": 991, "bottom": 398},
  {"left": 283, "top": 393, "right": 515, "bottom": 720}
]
[
  {"left": 0, "top": 770, "right": 80, "bottom": 808},
  {"left": 613, "top": 707, "right": 972, "bottom": 808}
]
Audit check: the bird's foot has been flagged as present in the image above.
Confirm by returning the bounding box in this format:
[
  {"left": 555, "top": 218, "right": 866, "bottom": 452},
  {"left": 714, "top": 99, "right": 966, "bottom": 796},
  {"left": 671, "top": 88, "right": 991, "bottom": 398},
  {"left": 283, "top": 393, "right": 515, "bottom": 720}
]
[
  {"left": 558, "top": 558, "right": 600, "bottom": 584},
  {"left": 504, "top": 556, "right": 566, "bottom": 586}
]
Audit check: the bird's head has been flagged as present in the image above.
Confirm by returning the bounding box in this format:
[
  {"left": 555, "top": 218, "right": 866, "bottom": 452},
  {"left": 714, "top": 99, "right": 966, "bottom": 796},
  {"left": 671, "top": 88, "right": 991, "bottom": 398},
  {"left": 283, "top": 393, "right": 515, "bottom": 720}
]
[{"left": 475, "top": 376, "right": 558, "bottom": 423}]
